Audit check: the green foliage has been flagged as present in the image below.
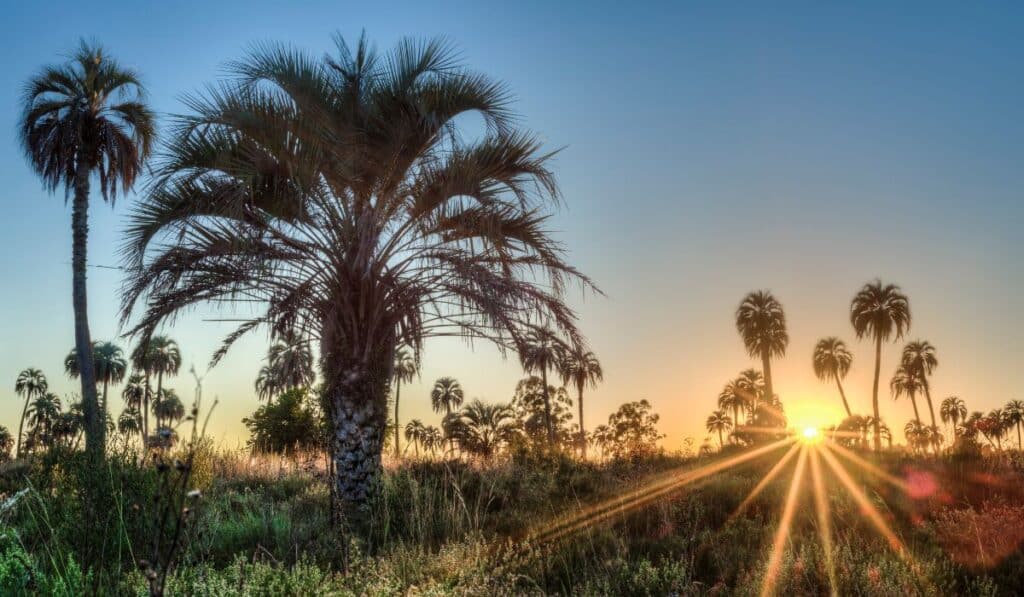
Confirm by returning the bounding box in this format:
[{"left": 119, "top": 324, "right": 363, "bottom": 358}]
[{"left": 243, "top": 388, "right": 321, "bottom": 454}]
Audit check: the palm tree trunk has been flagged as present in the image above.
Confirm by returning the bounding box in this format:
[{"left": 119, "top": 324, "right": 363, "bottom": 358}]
[
  {"left": 835, "top": 378, "right": 852, "bottom": 417},
  {"left": 871, "top": 335, "right": 882, "bottom": 451},
  {"left": 910, "top": 396, "right": 921, "bottom": 425},
  {"left": 577, "top": 384, "right": 586, "bottom": 459},
  {"left": 71, "top": 159, "right": 102, "bottom": 459},
  {"left": 393, "top": 379, "right": 401, "bottom": 459},
  {"left": 1017, "top": 422, "right": 1022, "bottom": 451},
  {"left": 921, "top": 379, "right": 938, "bottom": 452},
  {"left": 155, "top": 370, "right": 165, "bottom": 430},
  {"left": 541, "top": 367, "right": 554, "bottom": 444},
  {"left": 718, "top": 429, "right": 724, "bottom": 448},
  {"left": 142, "top": 373, "right": 151, "bottom": 445},
  {"left": 16, "top": 397, "right": 30, "bottom": 459},
  {"left": 760, "top": 349, "right": 774, "bottom": 417}
]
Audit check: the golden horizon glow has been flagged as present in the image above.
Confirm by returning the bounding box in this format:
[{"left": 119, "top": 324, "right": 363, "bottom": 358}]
[{"left": 801, "top": 426, "right": 821, "bottom": 442}]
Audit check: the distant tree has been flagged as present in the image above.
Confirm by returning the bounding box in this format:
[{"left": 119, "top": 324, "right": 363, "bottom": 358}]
[
  {"left": 736, "top": 369, "right": 765, "bottom": 423},
  {"left": 0, "top": 427, "right": 13, "bottom": 462},
  {"left": 422, "top": 426, "right": 443, "bottom": 457},
  {"left": 14, "top": 368, "right": 48, "bottom": 458},
  {"left": 940, "top": 396, "right": 967, "bottom": 440},
  {"left": 603, "top": 400, "right": 663, "bottom": 460},
  {"left": 392, "top": 348, "right": 418, "bottom": 458},
  {"left": 559, "top": 345, "right": 602, "bottom": 458},
  {"left": 901, "top": 340, "right": 939, "bottom": 447},
  {"left": 64, "top": 340, "right": 127, "bottom": 446},
  {"left": 735, "top": 291, "right": 788, "bottom": 417},
  {"left": 26, "top": 392, "right": 62, "bottom": 452},
  {"left": 431, "top": 377, "right": 464, "bottom": 453},
  {"left": 978, "top": 409, "right": 1007, "bottom": 450},
  {"left": 851, "top": 280, "right": 910, "bottom": 450},
  {"left": 904, "top": 420, "right": 929, "bottom": 454},
  {"left": 153, "top": 389, "right": 185, "bottom": 426},
  {"left": 520, "top": 327, "right": 567, "bottom": 444},
  {"left": 404, "top": 419, "right": 426, "bottom": 458},
  {"left": 705, "top": 409, "right": 732, "bottom": 449},
  {"left": 118, "top": 407, "right": 143, "bottom": 439},
  {"left": 20, "top": 42, "right": 155, "bottom": 458},
  {"left": 890, "top": 365, "right": 923, "bottom": 426},
  {"left": 255, "top": 331, "right": 316, "bottom": 401},
  {"left": 148, "top": 337, "right": 181, "bottom": 429},
  {"left": 456, "top": 400, "right": 518, "bottom": 459},
  {"left": 511, "top": 376, "right": 574, "bottom": 448},
  {"left": 812, "top": 337, "right": 854, "bottom": 416},
  {"left": 243, "top": 388, "right": 320, "bottom": 454},
  {"left": 1004, "top": 400, "right": 1024, "bottom": 450},
  {"left": 717, "top": 380, "right": 745, "bottom": 434}
]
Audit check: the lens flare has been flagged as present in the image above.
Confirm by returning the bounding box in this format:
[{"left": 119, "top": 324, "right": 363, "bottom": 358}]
[{"left": 802, "top": 426, "right": 821, "bottom": 443}]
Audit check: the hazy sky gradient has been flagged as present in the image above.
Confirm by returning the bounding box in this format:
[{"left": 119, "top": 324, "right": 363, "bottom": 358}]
[{"left": 1, "top": 1, "right": 1021, "bottom": 450}]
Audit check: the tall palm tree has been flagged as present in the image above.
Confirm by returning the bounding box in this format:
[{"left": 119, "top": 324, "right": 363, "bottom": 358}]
[
  {"left": 118, "top": 35, "right": 591, "bottom": 515},
  {"left": 850, "top": 280, "right": 911, "bottom": 450},
  {"left": 404, "top": 419, "right": 426, "bottom": 458},
  {"left": 129, "top": 342, "right": 154, "bottom": 442},
  {"left": 735, "top": 291, "right": 788, "bottom": 416},
  {"left": 940, "top": 396, "right": 967, "bottom": 439},
  {"left": 705, "top": 410, "right": 733, "bottom": 449},
  {"left": 422, "top": 426, "right": 443, "bottom": 458},
  {"left": 520, "top": 327, "right": 567, "bottom": 444},
  {"left": 717, "top": 380, "right": 745, "bottom": 434},
  {"left": 392, "top": 347, "right": 418, "bottom": 458},
  {"left": 559, "top": 346, "right": 602, "bottom": 458},
  {"left": 153, "top": 389, "right": 185, "bottom": 426},
  {"left": 26, "top": 392, "right": 62, "bottom": 452},
  {"left": 890, "top": 365, "right": 923, "bottom": 425},
  {"left": 147, "top": 337, "right": 181, "bottom": 429},
  {"left": 985, "top": 409, "right": 1007, "bottom": 451},
  {"left": 64, "top": 341, "right": 127, "bottom": 446},
  {"left": 118, "top": 407, "right": 142, "bottom": 439},
  {"left": 901, "top": 340, "right": 939, "bottom": 442},
  {"left": 431, "top": 377, "right": 464, "bottom": 452},
  {"left": 1004, "top": 400, "right": 1024, "bottom": 450},
  {"left": 20, "top": 42, "right": 155, "bottom": 458},
  {"left": 255, "top": 331, "right": 317, "bottom": 401},
  {"left": 812, "top": 337, "right": 854, "bottom": 416},
  {"left": 457, "top": 400, "right": 517, "bottom": 459},
  {"left": 14, "top": 368, "right": 48, "bottom": 458}
]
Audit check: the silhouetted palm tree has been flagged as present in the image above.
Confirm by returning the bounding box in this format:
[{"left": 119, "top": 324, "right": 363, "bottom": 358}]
[
  {"left": 255, "top": 331, "right": 316, "bottom": 401},
  {"left": 457, "top": 400, "right": 517, "bottom": 459},
  {"left": 705, "top": 410, "right": 732, "bottom": 449},
  {"left": 431, "top": 377, "right": 464, "bottom": 452},
  {"left": 717, "top": 380, "right": 744, "bottom": 435},
  {"left": 146, "top": 337, "right": 181, "bottom": 429},
  {"left": 404, "top": 419, "right": 426, "bottom": 458},
  {"left": 812, "top": 337, "right": 854, "bottom": 416},
  {"left": 27, "top": 392, "right": 62, "bottom": 451},
  {"left": 901, "top": 340, "right": 939, "bottom": 447},
  {"left": 64, "top": 341, "right": 127, "bottom": 446},
  {"left": 14, "top": 368, "right": 48, "bottom": 458},
  {"left": 940, "top": 396, "right": 967, "bottom": 439},
  {"left": 20, "top": 42, "right": 154, "bottom": 457},
  {"left": 1005, "top": 400, "right": 1024, "bottom": 450},
  {"left": 119, "top": 34, "right": 591, "bottom": 514},
  {"left": 736, "top": 369, "right": 765, "bottom": 423},
  {"left": 392, "top": 348, "right": 418, "bottom": 458},
  {"left": 735, "top": 291, "right": 788, "bottom": 414},
  {"left": 118, "top": 407, "right": 142, "bottom": 439},
  {"left": 559, "top": 345, "right": 602, "bottom": 458},
  {"left": 520, "top": 327, "right": 567, "bottom": 444},
  {"left": 904, "top": 420, "right": 929, "bottom": 453},
  {"left": 851, "top": 280, "right": 911, "bottom": 450},
  {"left": 153, "top": 389, "right": 185, "bottom": 426},
  {"left": 890, "top": 365, "right": 923, "bottom": 426},
  {"left": 423, "top": 426, "right": 443, "bottom": 457}
]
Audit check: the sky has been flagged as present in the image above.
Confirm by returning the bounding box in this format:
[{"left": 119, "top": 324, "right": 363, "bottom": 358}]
[{"left": 1, "top": 1, "right": 1021, "bottom": 451}]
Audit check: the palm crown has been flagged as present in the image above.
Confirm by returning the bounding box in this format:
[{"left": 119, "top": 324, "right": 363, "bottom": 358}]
[
  {"left": 431, "top": 377, "right": 465, "bottom": 414},
  {"left": 812, "top": 336, "right": 853, "bottom": 416},
  {"left": 735, "top": 291, "right": 788, "bottom": 359}
]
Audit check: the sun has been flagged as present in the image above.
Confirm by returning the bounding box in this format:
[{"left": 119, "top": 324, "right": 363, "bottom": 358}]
[{"left": 801, "top": 426, "right": 821, "bottom": 443}]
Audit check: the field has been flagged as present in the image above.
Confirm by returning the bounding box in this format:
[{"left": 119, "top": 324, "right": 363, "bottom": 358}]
[{"left": 1, "top": 444, "right": 1022, "bottom": 595}]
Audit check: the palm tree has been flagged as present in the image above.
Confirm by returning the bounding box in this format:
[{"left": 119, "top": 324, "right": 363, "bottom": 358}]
[
  {"left": 14, "top": 368, "right": 48, "bottom": 458},
  {"left": 392, "top": 348, "right": 418, "bottom": 458},
  {"left": 940, "top": 396, "right": 967, "bottom": 439},
  {"left": 1004, "top": 400, "right": 1024, "bottom": 450},
  {"left": 129, "top": 342, "right": 155, "bottom": 443},
  {"left": 147, "top": 337, "right": 181, "bottom": 429},
  {"left": 850, "top": 280, "right": 911, "bottom": 450},
  {"left": 735, "top": 291, "right": 788, "bottom": 416},
  {"left": 117, "top": 407, "right": 142, "bottom": 439},
  {"left": 520, "top": 327, "right": 567, "bottom": 444},
  {"left": 457, "top": 400, "right": 518, "bottom": 459},
  {"left": 0, "top": 427, "right": 14, "bottom": 461},
  {"left": 705, "top": 410, "right": 733, "bottom": 449},
  {"left": 812, "top": 337, "right": 854, "bottom": 416},
  {"left": 717, "top": 381, "right": 745, "bottom": 435},
  {"left": 890, "top": 365, "right": 923, "bottom": 425},
  {"left": 984, "top": 409, "right": 1007, "bottom": 450},
  {"left": 153, "top": 389, "right": 185, "bottom": 426},
  {"left": 559, "top": 346, "right": 602, "bottom": 458},
  {"left": 736, "top": 369, "right": 765, "bottom": 423},
  {"left": 404, "top": 419, "right": 426, "bottom": 458},
  {"left": 901, "top": 341, "right": 939, "bottom": 445},
  {"left": 118, "top": 35, "right": 591, "bottom": 515},
  {"left": 64, "top": 341, "right": 127, "bottom": 446},
  {"left": 20, "top": 42, "right": 155, "bottom": 458},
  {"left": 423, "top": 426, "right": 443, "bottom": 458},
  {"left": 431, "top": 377, "right": 464, "bottom": 453},
  {"left": 255, "top": 331, "right": 317, "bottom": 401},
  {"left": 904, "top": 420, "right": 929, "bottom": 453},
  {"left": 26, "top": 392, "right": 62, "bottom": 451}
]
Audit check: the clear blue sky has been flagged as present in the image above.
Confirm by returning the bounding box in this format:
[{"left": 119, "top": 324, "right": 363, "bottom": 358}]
[{"left": 2, "top": 1, "right": 1022, "bottom": 448}]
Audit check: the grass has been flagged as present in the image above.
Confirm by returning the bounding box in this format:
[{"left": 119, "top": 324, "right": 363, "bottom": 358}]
[{"left": 0, "top": 445, "right": 1021, "bottom": 595}]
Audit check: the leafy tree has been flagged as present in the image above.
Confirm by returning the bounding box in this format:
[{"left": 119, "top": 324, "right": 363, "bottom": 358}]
[
  {"left": 520, "top": 328, "right": 568, "bottom": 444},
  {"left": 850, "top": 280, "right": 910, "bottom": 450},
  {"left": 735, "top": 291, "right": 788, "bottom": 416},
  {"left": 243, "top": 388, "right": 321, "bottom": 454},
  {"left": 940, "top": 396, "right": 967, "bottom": 439},
  {"left": 119, "top": 34, "right": 591, "bottom": 515},
  {"left": 14, "top": 368, "right": 48, "bottom": 458},
  {"left": 705, "top": 409, "right": 732, "bottom": 449},
  {"left": 602, "top": 400, "right": 663, "bottom": 459},
  {"left": 0, "top": 427, "right": 13, "bottom": 462},
  {"left": 559, "top": 345, "right": 602, "bottom": 458},
  {"left": 64, "top": 340, "right": 127, "bottom": 446},
  {"left": 511, "top": 376, "right": 574, "bottom": 448},
  {"left": 20, "top": 42, "right": 154, "bottom": 458},
  {"left": 812, "top": 337, "right": 853, "bottom": 416},
  {"left": 392, "top": 348, "right": 418, "bottom": 458}
]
